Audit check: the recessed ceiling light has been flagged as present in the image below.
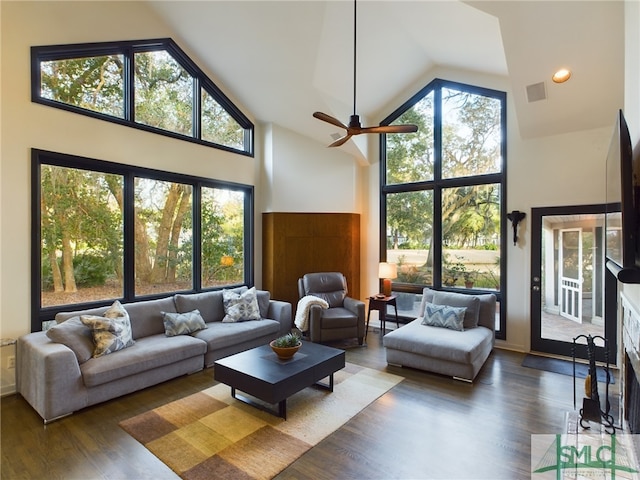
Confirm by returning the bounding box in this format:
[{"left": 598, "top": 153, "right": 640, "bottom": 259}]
[{"left": 552, "top": 68, "right": 572, "bottom": 83}]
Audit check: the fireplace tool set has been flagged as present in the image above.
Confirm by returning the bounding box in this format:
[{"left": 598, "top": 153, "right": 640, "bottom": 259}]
[{"left": 572, "top": 334, "right": 616, "bottom": 434}]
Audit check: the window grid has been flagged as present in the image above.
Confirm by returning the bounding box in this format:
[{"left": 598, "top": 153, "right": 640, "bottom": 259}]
[
  {"left": 31, "top": 38, "right": 254, "bottom": 156},
  {"left": 380, "top": 78, "right": 507, "bottom": 339},
  {"left": 31, "top": 149, "right": 254, "bottom": 332}
]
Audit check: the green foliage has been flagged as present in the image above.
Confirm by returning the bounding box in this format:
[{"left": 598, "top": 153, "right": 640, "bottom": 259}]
[
  {"left": 41, "top": 254, "right": 113, "bottom": 290},
  {"left": 271, "top": 332, "right": 301, "bottom": 348},
  {"left": 442, "top": 255, "right": 466, "bottom": 286},
  {"left": 385, "top": 84, "right": 503, "bottom": 289},
  {"left": 40, "top": 55, "right": 124, "bottom": 117},
  {"left": 41, "top": 261, "right": 54, "bottom": 291},
  {"left": 134, "top": 51, "right": 193, "bottom": 135},
  {"left": 200, "top": 188, "right": 244, "bottom": 286},
  {"left": 72, "top": 254, "right": 112, "bottom": 287},
  {"left": 40, "top": 47, "right": 247, "bottom": 151}
]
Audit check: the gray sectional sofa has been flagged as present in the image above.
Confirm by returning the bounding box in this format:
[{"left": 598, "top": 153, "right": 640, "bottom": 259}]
[
  {"left": 17, "top": 287, "right": 292, "bottom": 423},
  {"left": 383, "top": 288, "right": 496, "bottom": 382}
]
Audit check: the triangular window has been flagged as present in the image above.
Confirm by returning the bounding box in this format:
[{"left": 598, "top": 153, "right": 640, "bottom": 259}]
[{"left": 32, "top": 39, "right": 254, "bottom": 156}]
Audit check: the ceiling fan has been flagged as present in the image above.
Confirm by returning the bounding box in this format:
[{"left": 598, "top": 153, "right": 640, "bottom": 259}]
[{"left": 313, "top": 0, "right": 418, "bottom": 148}]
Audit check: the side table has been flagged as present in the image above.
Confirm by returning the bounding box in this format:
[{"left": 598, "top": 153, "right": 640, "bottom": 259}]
[{"left": 366, "top": 294, "right": 399, "bottom": 339}]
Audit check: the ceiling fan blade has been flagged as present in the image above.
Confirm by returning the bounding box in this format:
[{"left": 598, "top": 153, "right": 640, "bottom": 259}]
[
  {"left": 360, "top": 124, "right": 419, "bottom": 134},
  {"left": 328, "top": 134, "right": 352, "bottom": 148},
  {"left": 313, "top": 111, "right": 347, "bottom": 130}
]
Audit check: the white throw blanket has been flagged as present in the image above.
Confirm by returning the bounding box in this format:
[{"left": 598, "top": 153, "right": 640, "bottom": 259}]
[{"left": 295, "top": 295, "right": 329, "bottom": 332}]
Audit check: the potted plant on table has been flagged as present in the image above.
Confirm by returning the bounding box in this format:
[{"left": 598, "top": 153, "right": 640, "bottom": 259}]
[{"left": 270, "top": 332, "right": 302, "bottom": 360}]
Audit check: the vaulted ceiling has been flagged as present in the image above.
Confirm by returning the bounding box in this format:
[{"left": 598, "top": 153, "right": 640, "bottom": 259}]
[{"left": 147, "top": 1, "right": 625, "bottom": 151}]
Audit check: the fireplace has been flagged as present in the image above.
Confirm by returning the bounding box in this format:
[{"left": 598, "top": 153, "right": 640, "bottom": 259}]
[
  {"left": 625, "top": 353, "right": 640, "bottom": 433},
  {"left": 620, "top": 293, "right": 640, "bottom": 433}
]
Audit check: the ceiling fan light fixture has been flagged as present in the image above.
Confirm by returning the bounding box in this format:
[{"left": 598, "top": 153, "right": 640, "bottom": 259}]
[
  {"left": 312, "top": 0, "right": 418, "bottom": 147},
  {"left": 552, "top": 68, "right": 572, "bottom": 83}
]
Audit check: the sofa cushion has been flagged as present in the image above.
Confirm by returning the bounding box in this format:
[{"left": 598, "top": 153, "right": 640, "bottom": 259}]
[
  {"left": 45, "top": 316, "right": 94, "bottom": 363},
  {"left": 431, "top": 290, "right": 480, "bottom": 329},
  {"left": 318, "top": 307, "right": 359, "bottom": 329},
  {"left": 123, "top": 297, "right": 177, "bottom": 339},
  {"left": 174, "top": 288, "right": 242, "bottom": 323},
  {"left": 161, "top": 310, "right": 207, "bottom": 337},
  {"left": 475, "top": 293, "right": 498, "bottom": 331},
  {"left": 421, "top": 303, "right": 466, "bottom": 331},
  {"left": 417, "top": 288, "right": 436, "bottom": 317},
  {"left": 80, "top": 301, "right": 135, "bottom": 358},
  {"left": 384, "top": 318, "right": 493, "bottom": 365},
  {"left": 79, "top": 334, "right": 206, "bottom": 387},
  {"left": 175, "top": 290, "right": 224, "bottom": 322},
  {"left": 193, "top": 319, "right": 280, "bottom": 351},
  {"left": 222, "top": 287, "right": 261, "bottom": 322},
  {"left": 256, "top": 290, "right": 271, "bottom": 318}
]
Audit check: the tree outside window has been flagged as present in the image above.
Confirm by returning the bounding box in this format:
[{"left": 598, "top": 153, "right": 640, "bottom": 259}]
[
  {"left": 35, "top": 153, "right": 252, "bottom": 331},
  {"left": 382, "top": 79, "right": 506, "bottom": 335}
]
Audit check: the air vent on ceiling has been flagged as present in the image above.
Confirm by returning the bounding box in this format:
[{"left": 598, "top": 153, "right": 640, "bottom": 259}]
[
  {"left": 330, "top": 132, "right": 342, "bottom": 141},
  {"left": 526, "top": 82, "right": 547, "bottom": 103}
]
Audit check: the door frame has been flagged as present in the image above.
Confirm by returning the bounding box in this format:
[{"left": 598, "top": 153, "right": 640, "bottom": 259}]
[
  {"left": 558, "top": 228, "right": 583, "bottom": 323},
  {"left": 530, "top": 204, "right": 616, "bottom": 363}
]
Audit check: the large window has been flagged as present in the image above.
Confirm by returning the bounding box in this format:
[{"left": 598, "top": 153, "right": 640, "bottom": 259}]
[
  {"left": 32, "top": 39, "right": 253, "bottom": 155},
  {"left": 32, "top": 149, "right": 253, "bottom": 332},
  {"left": 381, "top": 79, "right": 506, "bottom": 338}
]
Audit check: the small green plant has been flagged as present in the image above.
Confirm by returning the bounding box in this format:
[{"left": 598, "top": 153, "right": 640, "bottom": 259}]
[
  {"left": 443, "top": 254, "right": 466, "bottom": 286},
  {"left": 272, "top": 332, "right": 301, "bottom": 348},
  {"left": 462, "top": 269, "right": 477, "bottom": 283}
]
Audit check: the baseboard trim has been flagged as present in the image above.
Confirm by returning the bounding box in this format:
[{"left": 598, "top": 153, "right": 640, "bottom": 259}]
[{"left": 1, "top": 383, "right": 16, "bottom": 397}]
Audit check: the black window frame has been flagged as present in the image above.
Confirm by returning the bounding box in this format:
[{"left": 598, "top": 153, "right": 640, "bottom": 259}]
[
  {"left": 31, "top": 38, "right": 254, "bottom": 156},
  {"left": 31, "top": 148, "right": 255, "bottom": 332},
  {"left": 380, "top": 78, "right": 507, "bottom": 339}
]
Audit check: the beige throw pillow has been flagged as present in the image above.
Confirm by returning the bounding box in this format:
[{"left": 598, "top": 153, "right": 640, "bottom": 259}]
[{"left": 80, "top": 300, "right": 135, "bottom": 358}]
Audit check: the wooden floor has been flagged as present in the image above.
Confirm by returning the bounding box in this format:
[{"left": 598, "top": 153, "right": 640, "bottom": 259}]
[{"left": 0, "top": 331, "right": 621, "bottom": 480}]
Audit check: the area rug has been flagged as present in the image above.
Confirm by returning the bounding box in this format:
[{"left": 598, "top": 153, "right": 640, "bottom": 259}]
[
  {"left": 120, "top": 363, "right": 402, "bottom": 480},
  {"left": 522, "top": 354, "right": 614, "bottom": 384}
]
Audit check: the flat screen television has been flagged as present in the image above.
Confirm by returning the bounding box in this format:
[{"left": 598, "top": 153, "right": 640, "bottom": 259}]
[{"left": 605, "top": 109, "right": 639, "bottom": 281}]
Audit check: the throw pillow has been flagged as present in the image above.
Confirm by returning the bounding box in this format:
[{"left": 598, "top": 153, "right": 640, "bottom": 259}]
[
  {"left": 161, "top": 309, "right": 207, "bottom": 337},
  {"left": 45, "top": 316, "right": 94, "bottom": 364},
  {"left": 80, "top": 300, "right": 135, "bottom": 358},
  {"left": 421, "top": 303, "right": 466, "bottom": 331},
  {"left": 222, "top": 286, "right": 261, "bottom": 323},
  {"left": 432, "top": 290, "right": 481, "bottom": 329}
]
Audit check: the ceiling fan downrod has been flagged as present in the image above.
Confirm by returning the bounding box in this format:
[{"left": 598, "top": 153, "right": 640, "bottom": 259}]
[{"left": 312, "top": 0, "right": 418, "bottom": 147}]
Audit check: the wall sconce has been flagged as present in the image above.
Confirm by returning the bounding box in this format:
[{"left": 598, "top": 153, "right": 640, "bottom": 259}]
[
  {"left": 506, "top": 210, "right": 526, "bottom": 246},
  {"left": 378, "top": 262, "right": 397, "bottom": 296}
]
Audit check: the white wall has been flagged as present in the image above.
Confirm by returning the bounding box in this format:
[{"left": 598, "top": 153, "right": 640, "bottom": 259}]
[
  {"left": 504, "top": 126, "right": 612, "bottom": 351},
  {"left": 262, "top": 123, "right": 361, "bottom": 213}
]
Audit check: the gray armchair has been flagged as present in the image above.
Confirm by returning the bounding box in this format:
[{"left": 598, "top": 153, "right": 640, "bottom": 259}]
[{"left": 297, "top": 272, "right": 365, "bottom": 345}]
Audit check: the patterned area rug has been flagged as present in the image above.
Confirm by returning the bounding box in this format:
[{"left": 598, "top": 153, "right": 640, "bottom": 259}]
[{"left": 120, "top": 363, "right": 402, "bottom": 480}]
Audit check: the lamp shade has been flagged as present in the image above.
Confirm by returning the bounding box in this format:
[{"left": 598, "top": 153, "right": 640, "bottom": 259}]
[{"left": 378, "top": 262, "right": 397, "bottom": 280}]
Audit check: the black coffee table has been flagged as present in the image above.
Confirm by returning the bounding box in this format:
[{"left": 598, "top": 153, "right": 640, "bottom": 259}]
[{"left": 213, "top": 341, "right": 345, "bottom": 419}]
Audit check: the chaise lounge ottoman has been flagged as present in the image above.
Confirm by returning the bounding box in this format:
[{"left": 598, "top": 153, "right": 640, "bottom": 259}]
[{"left": 383, "top": 288, "right": 496, "bottom": 382}]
